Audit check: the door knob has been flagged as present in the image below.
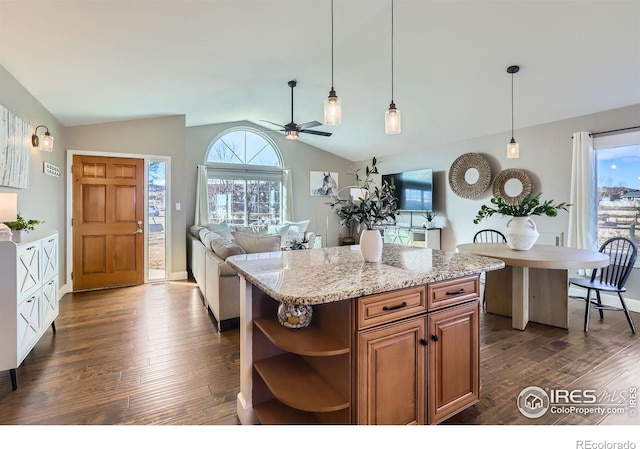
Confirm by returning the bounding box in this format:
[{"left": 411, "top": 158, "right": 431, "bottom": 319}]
[{"left": 135, "top": 220, "right": 143, "bottom": 234}]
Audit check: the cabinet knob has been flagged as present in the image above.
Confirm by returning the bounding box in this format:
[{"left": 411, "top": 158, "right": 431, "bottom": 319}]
[
  {"left": 420, "top": 338, "right": 428, "bottom": 346},
  {"left": 431, "top": 335, "right": 439, "bottom": 342}
]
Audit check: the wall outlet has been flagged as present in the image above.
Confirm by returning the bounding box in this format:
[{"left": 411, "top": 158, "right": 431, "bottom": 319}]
[{"left": 44, "top": 162, "right": 61, "bottom": 177}]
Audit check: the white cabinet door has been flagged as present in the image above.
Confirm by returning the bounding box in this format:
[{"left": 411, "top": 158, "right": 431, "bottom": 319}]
[
  {"left": 17, "top": 292, "right": 40, "bottom": 361},
  {"left": 17, "top": 243, "right": 41, "bottom": 299},
  {"left": 41, "top": 236, "right": 58, "bottom": 283},
  {"left": 41, "top": 278, "right": 58, "bottom": 328}
]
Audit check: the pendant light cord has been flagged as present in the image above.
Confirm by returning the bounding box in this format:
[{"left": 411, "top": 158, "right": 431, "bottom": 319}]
[
  {"left": 391, "top": 0, "right": 394, "bottom": 102},
  {"left": 331, "top": 0, "right": 334, "bottom": 90},
  {"left": 511, "top": 72, "right": 514, "bottom": 139}
]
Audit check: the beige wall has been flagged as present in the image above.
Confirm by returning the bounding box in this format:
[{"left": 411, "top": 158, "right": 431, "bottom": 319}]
[
  {"left": 64, "top": 116, "right": 188, "bottom": 278},
  {"left": 355, "top": 103, "right": 640, "bottom": 301},
  {"left": 0, "top": 65, "right": 67, "bottom": 286},
  {"left": 186, "top": 121, "right": 354, "bottom": 247}
]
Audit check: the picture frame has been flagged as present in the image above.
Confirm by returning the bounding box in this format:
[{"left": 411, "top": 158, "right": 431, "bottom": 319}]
[{"left": 310, "top": 171, "right": 338, "bottom": 196}]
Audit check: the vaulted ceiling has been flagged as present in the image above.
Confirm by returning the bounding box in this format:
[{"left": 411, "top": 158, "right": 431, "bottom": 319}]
[{"left": 1, "top": 1, "right": 638, "bottom": 162}]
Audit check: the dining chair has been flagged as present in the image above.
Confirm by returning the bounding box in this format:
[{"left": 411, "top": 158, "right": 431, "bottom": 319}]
[
  {"left": 569, "top": 237, "right": 637, "bottom": 333},
  {"left": 473, "top": 229, "right": 506, "bottom": 309},
  {"left": 473, "top": 229, "right": 507, "bottom": 244}
]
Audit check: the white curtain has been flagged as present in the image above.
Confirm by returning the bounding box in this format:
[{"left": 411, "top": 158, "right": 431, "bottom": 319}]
[
  {"left": 194, "top": 165, "right": 210, "bottom": 226},
  {"left": 282, "top": 169, "right": 293, "bottom": 221},
  {"left": 568, "top": 131, "right": 597, "bottom": 255}
]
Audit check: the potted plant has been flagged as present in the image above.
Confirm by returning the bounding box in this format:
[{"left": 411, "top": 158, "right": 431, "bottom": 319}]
[
  {"left": 328, "top": 157, "right": 398, "bottom": 262},
  {"left": 422, "top": 211, "right": 438, "bottom": 229},
  {"left": 473, "top": 193, "right": 570, "bottom": 250},
  {"left": 4, "top": 213, "right": 45, "bottom": 243}
]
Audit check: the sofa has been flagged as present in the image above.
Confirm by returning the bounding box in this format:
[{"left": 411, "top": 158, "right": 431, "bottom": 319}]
[{"left": 187, "top": 220, "right": 315, "bottom": 331}]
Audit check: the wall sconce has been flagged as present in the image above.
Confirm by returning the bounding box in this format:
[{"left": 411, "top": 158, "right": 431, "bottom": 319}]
[
  {"left": 0, "top": 192, "right": 18, "bottom": 241},
  {"left": 32, "top": 125, "right": 54, "bottom": 152}
]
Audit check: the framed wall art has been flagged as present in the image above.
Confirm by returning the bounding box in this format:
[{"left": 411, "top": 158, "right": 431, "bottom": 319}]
[
  {"left": 0, "top": 104, "right": 31, "bottom": 189},
  {"left": 310, "top": 171, "right": 338, "bottom": 196}
]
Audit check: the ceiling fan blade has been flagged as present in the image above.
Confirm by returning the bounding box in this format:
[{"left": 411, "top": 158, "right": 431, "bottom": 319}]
[
  {"left": 300, "top": 129, "right": 332, "bottom": 137},
  {"left": 260, "top": 120, "right": 285, "bottom": 129},
  {"left": 298, "top": 121, "right": 322, "bottom": 129}
]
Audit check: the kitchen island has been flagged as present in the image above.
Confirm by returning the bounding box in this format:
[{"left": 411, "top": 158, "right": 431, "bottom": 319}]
[{"left": 226, "top": 243, "right": 504, "bottom": 425}]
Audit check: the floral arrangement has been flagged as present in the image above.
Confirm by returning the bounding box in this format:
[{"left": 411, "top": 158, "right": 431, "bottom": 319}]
[
  {"left": 327, "top": 157, "right": 398, "bottom": 231},
  {"left": 473, "top": 193, "right": 570, "bottom": 224}
]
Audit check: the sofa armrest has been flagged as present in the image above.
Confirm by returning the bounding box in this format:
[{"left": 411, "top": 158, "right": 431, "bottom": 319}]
[{"left": 304, "top": 232, "right": 316, "bottom": 247}]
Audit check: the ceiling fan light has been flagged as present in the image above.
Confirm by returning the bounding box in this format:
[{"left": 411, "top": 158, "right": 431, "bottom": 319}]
[
  {"left": 285, "top": 130, "right": 299, "bottom": 140},
  {"left": 507, "top": 138, "right": 519, "bottom": 159},
  {"left": 324, "top": 89, "right": 342, "bottom": 125},
  {"left": 385, "top": 102, "right": 401, "bottom": 134}
]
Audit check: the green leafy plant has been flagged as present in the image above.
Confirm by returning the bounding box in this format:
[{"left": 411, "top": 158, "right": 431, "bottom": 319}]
[
  {"left": 422, "top": 211, "right": 437, "bottom": 222},
  {"left": 327, "top": 157, "right": 399, "bottom": 231},
  {"left": 473, "top": 193, "right": 570, "bottom": 224},
  {"left": 3, "top": 213, "right": 45, "bottom": 231}
]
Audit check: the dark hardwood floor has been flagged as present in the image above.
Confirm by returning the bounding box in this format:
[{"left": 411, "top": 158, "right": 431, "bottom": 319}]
[{"left": 0, "top": 280, "right": 638, "bottom": 425}]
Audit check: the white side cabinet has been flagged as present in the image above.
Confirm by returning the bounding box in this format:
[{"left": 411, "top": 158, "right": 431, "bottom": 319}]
[
  {"left": 381, "top": 227, "right": 441, "bottom": 250},
  {"left": 0, "top": 230, "right": 59, "bottom": 390}
]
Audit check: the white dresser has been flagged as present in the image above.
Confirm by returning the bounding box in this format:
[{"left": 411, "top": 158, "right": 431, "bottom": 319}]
[{"left": 0, "top": 229, "right": 59, "bottom": 390}]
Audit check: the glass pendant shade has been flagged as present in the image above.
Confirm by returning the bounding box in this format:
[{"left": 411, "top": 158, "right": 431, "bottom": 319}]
[
  {"left": 385, "top": 102, "right": 401, "bottom": 134},
  {"left": 507, "top": 138, "right": 519, "bottom": 159},
  {"left": 40, "top": 133, "right": 54, "bottom": 152},
  {"left": 285, "top": 130, "right": 298, "bottom": 140},
  {"left": 324, "top": 90, "right": 342, "bottom": 125}
]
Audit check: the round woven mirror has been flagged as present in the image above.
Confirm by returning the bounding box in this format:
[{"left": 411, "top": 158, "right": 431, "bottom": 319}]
[
  {"left": 448, "top": 153, "right": 492, "bottom": 199},
  {"left": 492, "top": 168, "right": 532, "bottom": 205}
]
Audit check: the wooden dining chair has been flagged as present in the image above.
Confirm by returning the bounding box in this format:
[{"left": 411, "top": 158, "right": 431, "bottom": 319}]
[
  {"left": 569, "top": 237, "right": 637, "bottom": 333},
  {"left": 473, "top": 229, "right": 506, "bottom": 309}
]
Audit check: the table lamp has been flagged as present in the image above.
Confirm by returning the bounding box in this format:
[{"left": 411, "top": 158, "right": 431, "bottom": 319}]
[{"left": 0, "top": 193, "right": 18, "bottom": 241}]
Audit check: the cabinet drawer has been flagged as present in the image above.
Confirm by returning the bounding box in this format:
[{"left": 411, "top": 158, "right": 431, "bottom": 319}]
[
  {"left": 427, "top": 276, "right": 479, "bottom": 311},
  {"left": 17, "top": 242, "right": 41, "bottom": 299},
  {"left": 357, "top": 286, "right": 427, "bottom": 330}
]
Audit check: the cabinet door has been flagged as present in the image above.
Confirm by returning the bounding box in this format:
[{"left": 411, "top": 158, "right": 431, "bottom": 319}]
[
  {"left": 427, "top": 301, "right": 480, "bottom": 424},
  {"left": 357, "top": 316, "right": 426, "bottom": 425},
  {"left": 17, "top": 292, "right": 41, "bottom": 361},
  {"left": 41, "top": 235, "right": 58, "bottom": 283},
  {"left": 17, "top": 243, "right": 41, "bottom": 298},
  {"left": 41, "top": 277, "right": 59, "bottom": 328}
]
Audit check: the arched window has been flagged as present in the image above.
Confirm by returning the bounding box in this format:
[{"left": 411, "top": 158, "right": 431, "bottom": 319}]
[{"left": 204, "top": 128, "right": 285, "bottom": 226}]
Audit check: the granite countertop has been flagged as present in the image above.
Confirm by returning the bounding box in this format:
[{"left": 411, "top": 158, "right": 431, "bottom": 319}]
[{"left": 226, "top": 244, "right": 505, "bottom": 306}]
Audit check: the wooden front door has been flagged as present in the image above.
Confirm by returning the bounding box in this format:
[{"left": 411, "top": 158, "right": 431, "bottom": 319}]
[{"left": 72, "top": 155, "right": 144, "bottom": 291}]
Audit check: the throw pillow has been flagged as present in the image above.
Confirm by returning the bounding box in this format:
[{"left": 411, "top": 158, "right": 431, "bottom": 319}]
[
  {"left": 190, "top": 225, "right": 204, "bottom": 238},
  {"left": 267, "top": 224, "right": 291, "bottom": 243},
  {"left": 232, "top": 232, "right": 281, "bottom": 254},
  {"left": 205, "top": 222, "right": 233, "bottom": 240},
  {"left": 233, "top": 225, "right": 268, "bottom": 236},
  {"left": 210, "top": 237, "right": 246, "bottom": 260}
]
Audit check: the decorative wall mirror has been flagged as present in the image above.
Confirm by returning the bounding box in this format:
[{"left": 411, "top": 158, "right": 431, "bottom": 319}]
[
  {"left": 448, "top": 153, "right": 492, "bottom": 199},
  {"left": 492, "top": 168, "right": 532, "bottom": 204}
]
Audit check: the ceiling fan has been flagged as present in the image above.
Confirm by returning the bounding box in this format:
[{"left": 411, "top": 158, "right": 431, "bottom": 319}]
[{"left": 261, "top": 80, "right": 332, "bottom": 140}]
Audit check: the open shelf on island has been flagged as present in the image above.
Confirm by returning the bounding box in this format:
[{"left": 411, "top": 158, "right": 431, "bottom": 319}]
[
  {"left": 254, "top": 353, "right": 350, "bottom": 413},
  {"left": 254, "top": 317, "right": 350, "bottom": 356},
  {"left": 254, "top": 399, "right": 321, "bottom": 425}
]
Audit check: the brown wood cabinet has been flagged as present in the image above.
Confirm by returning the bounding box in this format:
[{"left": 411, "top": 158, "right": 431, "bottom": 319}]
[{"left": 248, "top": 275, "right": 480, "bottom": 425}]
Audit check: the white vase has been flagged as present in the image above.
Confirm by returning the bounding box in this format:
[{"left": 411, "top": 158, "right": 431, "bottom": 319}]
[
  {"left": 505, "top": 216, "right": 539, "bottom": 251},
  {"left": 11, "top": 230, "right": 26, "bottom": 243},
  {"left": 360, "top": 229, "right": 383, "bottom": 262}
]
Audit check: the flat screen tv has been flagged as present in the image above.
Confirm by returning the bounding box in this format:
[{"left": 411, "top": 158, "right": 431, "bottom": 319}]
[{"left": 382, "top": 168, "right": 433, "bottom": 211}]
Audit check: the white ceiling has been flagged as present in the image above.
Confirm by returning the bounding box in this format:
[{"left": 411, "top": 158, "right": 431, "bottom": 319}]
[{"left": 1, "top": 1, "right": 639, "bottom": 162}]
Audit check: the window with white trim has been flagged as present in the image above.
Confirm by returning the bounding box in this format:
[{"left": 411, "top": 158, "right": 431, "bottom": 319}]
[
  {"left": 205, "top": 128, "right": 284, "bottom": 225},
  {"left": 595, "top": 130, "right": 640, "bottom": 249}
]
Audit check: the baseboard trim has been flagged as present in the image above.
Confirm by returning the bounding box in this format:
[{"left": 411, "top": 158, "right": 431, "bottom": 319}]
[
  {"left": 169, "top": 271, "right": 188, "bottom": 280},
  {"left": 58, "top": 282, "right": 71, "bottom": 301}
]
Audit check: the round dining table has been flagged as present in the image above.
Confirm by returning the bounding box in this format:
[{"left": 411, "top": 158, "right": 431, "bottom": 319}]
[{"left": 457, "top": 243, "right": 609, "bottom": 330}]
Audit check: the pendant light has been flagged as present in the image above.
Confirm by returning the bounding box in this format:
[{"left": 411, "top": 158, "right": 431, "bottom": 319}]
[
  {"left": 385, "top": 0, "right": 401, "bottom": 134},
  {"left": 324, "top": 0, "right": 341, "bottom": 125},
  {"left": 507, "top": 65, "right": 520, "bottom": 159}
]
